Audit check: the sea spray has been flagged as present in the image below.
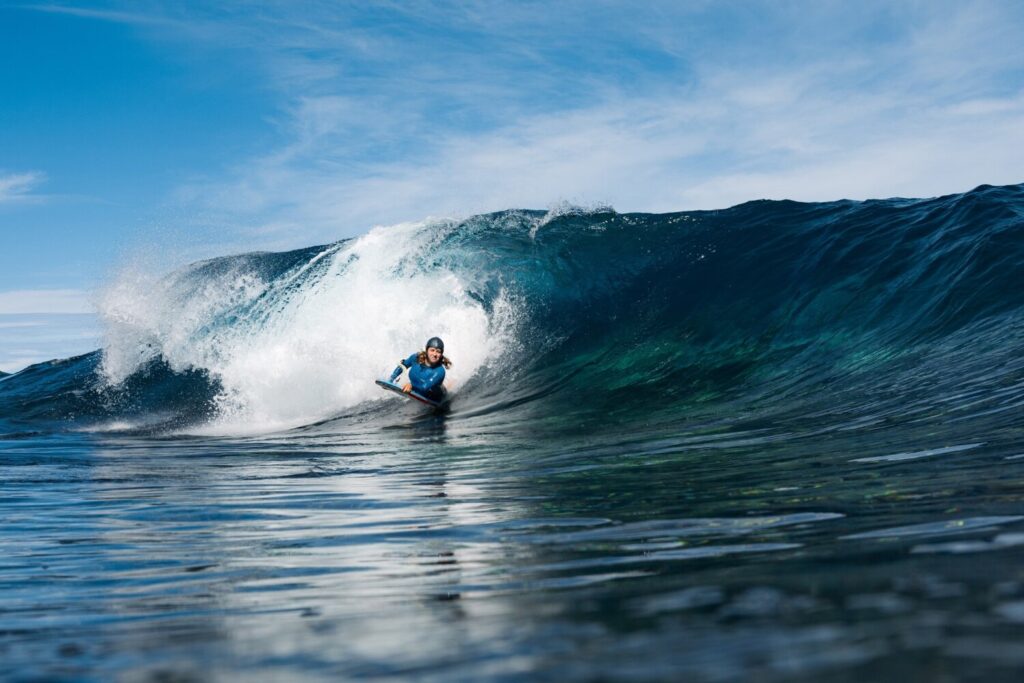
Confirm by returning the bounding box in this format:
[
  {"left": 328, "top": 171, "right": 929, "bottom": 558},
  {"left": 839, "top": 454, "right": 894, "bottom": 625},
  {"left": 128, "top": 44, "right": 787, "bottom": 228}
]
[{"left": 97, "top": 220, "right": 513, "bottom": 432}]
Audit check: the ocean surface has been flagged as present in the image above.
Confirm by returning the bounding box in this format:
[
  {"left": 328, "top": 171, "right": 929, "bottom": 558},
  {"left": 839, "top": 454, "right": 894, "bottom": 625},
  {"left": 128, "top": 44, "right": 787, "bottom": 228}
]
[{"left": 3, "top": 183, "right": 1024, "bottom": 681}]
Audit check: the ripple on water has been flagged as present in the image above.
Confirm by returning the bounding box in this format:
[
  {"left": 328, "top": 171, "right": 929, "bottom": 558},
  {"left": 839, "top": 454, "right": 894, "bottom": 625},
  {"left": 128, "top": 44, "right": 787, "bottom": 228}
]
[
  {"left": 994, "top": 600, "right": 1024, "bottom": 623},
  {"left": 849, "top": 442, "right": 985, "bottom": 463},
  {"left": 520, "top": 512, "right": 844, "bottom": 545},
  {"left": 522, "top": 543, "right": 804, "bottom": 574},
  {"left": 630, "top": 585, "right": 725, "bottom": 615},
  {"left": 911, "top": 532, "right": 1024, "bottom": 554},
  {"left": 841, "top": 516, "right": 1024, "bottom": 540}
]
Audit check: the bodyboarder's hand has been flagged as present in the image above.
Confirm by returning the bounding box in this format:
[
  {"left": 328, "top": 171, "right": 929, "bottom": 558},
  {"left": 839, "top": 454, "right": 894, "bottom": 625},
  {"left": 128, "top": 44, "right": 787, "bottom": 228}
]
[{"left": 402, "top": 383, "right": 413, "bottom": 393}]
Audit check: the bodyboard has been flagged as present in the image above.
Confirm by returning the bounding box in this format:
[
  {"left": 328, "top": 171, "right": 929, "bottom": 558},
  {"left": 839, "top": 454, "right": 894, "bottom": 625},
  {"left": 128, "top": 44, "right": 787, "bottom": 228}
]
[{"left": 375, "top": 379, "right": 448, "bottom": 408}]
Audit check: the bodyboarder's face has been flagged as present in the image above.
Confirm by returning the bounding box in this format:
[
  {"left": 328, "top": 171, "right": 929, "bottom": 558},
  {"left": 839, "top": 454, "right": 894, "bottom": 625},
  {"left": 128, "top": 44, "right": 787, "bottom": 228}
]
[{"left": 426, "top": 347, "right": 442, "bottom": 364}]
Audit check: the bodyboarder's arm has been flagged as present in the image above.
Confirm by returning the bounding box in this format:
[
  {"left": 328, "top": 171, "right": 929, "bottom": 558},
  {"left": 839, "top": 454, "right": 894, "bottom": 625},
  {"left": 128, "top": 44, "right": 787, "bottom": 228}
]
[
  {"left": 389, "top": 355, "right": 415, "bottom": 382},
  {"left": 389, "top": 364, "right": 404, "bottom": 382}
]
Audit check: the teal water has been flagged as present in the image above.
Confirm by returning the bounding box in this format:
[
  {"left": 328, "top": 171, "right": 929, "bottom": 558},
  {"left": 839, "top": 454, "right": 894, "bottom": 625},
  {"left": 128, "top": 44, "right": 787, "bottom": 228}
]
[{"left": 3, "top": 184, "right": 1024, "bottom": 681}]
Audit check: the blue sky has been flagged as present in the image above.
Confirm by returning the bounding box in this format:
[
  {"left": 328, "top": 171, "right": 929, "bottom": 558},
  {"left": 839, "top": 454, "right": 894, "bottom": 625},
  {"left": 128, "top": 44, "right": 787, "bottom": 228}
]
[{"left": 2, "top": 0, "right": 1024, "bottom": 372}]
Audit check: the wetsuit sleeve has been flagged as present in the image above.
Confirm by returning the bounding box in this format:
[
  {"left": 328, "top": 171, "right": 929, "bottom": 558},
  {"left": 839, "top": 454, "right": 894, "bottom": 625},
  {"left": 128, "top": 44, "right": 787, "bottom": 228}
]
[{"left": 389, "top": 354, "right": 416, "bottom": 382}]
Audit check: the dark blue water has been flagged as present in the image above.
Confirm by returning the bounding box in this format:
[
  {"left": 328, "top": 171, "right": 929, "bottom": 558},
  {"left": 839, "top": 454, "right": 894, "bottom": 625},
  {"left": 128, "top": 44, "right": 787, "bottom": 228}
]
[{"left": 3, "top": 183, "right": 1024, "bottom": 681}]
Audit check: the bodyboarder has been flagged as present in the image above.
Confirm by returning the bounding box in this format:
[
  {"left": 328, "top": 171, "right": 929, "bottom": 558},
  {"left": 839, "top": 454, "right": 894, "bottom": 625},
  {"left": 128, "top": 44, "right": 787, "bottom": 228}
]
[{"left": 388, "top": 337, "right": 451, "bottom": 402}]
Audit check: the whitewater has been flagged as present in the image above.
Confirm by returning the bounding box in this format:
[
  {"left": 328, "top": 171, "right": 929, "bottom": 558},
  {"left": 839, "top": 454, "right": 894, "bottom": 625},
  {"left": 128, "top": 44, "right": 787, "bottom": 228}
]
[{"left": 3, "top": 183, "right": 1024, "bottom": 682}]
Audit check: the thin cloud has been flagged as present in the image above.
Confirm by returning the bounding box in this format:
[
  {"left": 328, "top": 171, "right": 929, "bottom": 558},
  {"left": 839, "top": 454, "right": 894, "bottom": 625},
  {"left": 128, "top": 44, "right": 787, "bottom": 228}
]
[
  {"left": 0, "top": 171, "right": 47, "bottom": 204},
  {"left": 181, "top": 64, "right": 1024, "bottom": 242},
  {"left": 0, "top": 289, "right": 94, "bottom": 315},
  {"left": 0, "top": 312, "right": 100, "bottom": 373},
  {"left": 27, "top": 3, "right": 182, "bottom": 27}
]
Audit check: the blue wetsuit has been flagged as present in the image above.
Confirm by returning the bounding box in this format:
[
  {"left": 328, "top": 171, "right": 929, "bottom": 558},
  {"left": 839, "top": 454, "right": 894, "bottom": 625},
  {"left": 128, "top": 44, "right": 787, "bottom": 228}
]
[{"left": 390, "top": 354, "right": 446, "bottom": 400}]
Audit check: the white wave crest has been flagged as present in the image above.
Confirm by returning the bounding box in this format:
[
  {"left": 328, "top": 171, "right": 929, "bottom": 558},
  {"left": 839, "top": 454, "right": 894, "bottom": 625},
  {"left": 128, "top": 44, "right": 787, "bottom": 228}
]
[{"left": 98, "top": 220, "right": 513, "bottom": 433}]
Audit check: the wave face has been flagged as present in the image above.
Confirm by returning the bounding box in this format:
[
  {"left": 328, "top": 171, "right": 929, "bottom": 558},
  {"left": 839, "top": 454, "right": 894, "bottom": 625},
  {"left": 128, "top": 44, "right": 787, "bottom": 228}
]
[{"left": 2, "top": 183, "right": 1024, "bottom": 435}]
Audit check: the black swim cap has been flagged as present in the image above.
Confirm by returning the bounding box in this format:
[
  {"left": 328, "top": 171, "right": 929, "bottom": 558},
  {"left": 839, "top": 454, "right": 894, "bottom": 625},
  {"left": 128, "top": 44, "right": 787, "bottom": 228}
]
[{"left": 426, "top": 337, "right": 445, "bottom": 352}]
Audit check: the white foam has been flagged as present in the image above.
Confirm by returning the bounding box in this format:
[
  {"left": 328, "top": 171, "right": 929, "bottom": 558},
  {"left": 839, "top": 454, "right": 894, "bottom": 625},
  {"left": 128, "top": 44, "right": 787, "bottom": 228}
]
[{"left": 97, "top": 219, "right": 514, "bottom": 434}]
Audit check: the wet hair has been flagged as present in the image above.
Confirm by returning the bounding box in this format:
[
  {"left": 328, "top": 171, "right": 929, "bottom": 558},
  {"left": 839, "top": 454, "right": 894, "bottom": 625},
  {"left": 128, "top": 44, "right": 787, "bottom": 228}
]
[{"left": 417, "top": 350, "right": 452, "bottom": 369}]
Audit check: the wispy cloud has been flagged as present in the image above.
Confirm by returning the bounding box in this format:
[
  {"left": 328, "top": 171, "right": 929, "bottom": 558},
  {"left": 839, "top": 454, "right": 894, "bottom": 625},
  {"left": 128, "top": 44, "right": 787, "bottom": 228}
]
[
  {"left": 185, "top": 61, "right": 1024, "bottom": 240},
  {"left": 27, "top": 1, "right": 1024, "bottom": 248},
  {"left": 0, "top": 289, "right": 94, "bottom": 314},
  {"left": 0, "top": 288, "right": 97, "bottom": 374},
  {"left": 0, "top": 313, "right": 100, "bottom": 373},
  {"left": 28, "top": 3, "right": 181, "bottom": 27},
  {"left": 0, "top": 171, "right": 47, "bottom": 204}
]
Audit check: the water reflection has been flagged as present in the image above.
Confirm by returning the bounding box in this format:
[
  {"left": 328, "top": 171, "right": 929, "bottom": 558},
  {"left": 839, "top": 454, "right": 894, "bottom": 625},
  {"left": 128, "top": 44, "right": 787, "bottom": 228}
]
[{"left": 5, "top": 393, "right": 1024, "bottom": 681}]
